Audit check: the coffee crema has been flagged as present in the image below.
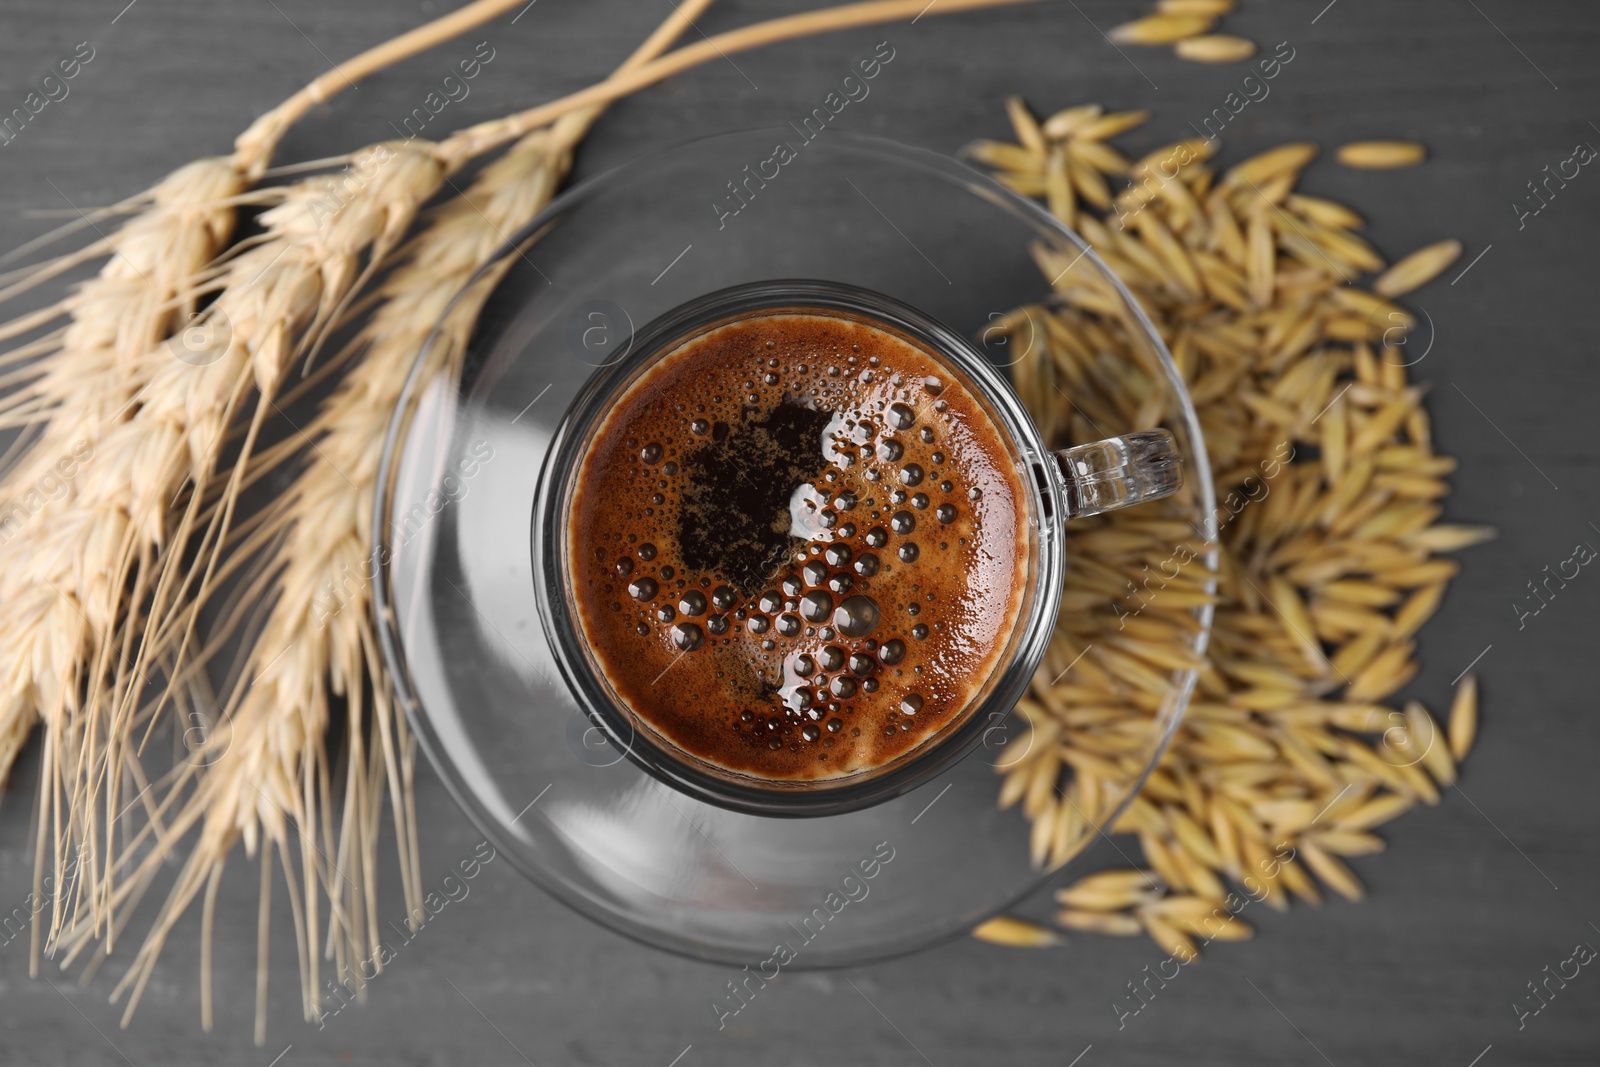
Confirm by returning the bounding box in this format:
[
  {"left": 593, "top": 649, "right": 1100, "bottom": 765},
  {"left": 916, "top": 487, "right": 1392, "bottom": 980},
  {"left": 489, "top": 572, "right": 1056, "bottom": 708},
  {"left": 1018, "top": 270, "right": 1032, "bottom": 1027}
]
[{"left": 566, "top": 310, "right": 1029, "bottom": 783}]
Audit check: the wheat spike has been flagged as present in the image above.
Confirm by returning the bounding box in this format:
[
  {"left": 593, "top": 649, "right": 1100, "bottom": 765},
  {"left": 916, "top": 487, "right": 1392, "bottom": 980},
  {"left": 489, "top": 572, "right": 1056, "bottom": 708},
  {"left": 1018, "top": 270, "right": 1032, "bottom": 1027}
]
[
  {"left": 2, "top": 142, "right": 448, "bottom": 996},
  {"left": 118, "top": 129, "right": 565, "bottom": 1030},
  {"left": 0, "top": 1, "right": 541, "bottom": 967},
  {"left": 92, "top": 1, "right": 730, "bottom": 1039}
]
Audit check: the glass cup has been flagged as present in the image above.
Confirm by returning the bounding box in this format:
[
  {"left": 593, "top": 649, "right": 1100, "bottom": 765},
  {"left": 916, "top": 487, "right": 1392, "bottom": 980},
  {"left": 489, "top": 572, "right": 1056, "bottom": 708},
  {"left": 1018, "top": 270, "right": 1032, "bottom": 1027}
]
[
  {"left": 373, "top": 129, "right": 1217, "bottom": 966},
  {"left": 535, "top": 279, "right": 1183, "bottom": 817}
]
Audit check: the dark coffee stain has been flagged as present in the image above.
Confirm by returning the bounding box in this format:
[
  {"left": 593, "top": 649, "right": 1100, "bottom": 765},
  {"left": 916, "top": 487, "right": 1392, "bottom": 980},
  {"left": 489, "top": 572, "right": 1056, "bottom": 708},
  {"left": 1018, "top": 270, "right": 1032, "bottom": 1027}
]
[{"left": 677, "top": 400, "right": 831, "bottom": 594}]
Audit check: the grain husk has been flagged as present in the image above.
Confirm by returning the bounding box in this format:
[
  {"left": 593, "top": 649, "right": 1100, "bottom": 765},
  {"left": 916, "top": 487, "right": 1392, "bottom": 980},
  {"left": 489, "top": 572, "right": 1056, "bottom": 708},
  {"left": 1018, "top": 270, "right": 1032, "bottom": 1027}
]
[
  {"left": 1174, "top": 35, "right": 1256, "bottom": 63},
  {"left": 1337, "top": 140, "right": 1428, "bottom": 169}
]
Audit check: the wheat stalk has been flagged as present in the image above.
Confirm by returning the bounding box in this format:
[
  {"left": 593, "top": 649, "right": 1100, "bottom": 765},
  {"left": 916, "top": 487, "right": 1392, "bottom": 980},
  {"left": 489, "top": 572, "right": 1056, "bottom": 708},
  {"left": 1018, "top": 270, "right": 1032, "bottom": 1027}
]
[
  {"left": 66, "top": 2, "right": 718, "bottom": 1042},
  {"left": 3, "top": 141, "right": 448, "bottom": 976},
  {"left": 0, "top": 0, "right": 535, "bottom": 970},
  {"left": 437, "top": 0, "right": 1045, "bottom": 161},
  {"left": 0, "top": 156, "right": 248, "bottom": 838}
]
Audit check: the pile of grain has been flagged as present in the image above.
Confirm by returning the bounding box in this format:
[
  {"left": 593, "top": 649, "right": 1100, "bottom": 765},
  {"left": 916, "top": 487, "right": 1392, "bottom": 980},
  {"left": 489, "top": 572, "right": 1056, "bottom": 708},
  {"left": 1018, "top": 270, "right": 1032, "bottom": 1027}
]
[{"left": 968, "top": 98, "right": 1488, "bottom": 956}]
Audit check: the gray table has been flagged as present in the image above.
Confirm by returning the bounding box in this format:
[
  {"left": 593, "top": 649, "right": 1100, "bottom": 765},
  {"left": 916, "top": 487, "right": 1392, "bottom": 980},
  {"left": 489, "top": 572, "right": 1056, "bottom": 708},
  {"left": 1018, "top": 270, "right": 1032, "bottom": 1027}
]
[{"left": 1, "top": 1, "right": 1597, "bottom": 1063}]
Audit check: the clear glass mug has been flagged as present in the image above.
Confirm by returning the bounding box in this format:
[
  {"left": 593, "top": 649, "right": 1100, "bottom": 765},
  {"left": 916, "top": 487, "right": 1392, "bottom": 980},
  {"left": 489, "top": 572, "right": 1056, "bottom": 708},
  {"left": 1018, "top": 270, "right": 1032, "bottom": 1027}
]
[
  {"left": 531, "top": 279, "right": 1183, "bottom": 817},
  {"left": 374, "top": 129, "right": 1216, "bottom": 964}
]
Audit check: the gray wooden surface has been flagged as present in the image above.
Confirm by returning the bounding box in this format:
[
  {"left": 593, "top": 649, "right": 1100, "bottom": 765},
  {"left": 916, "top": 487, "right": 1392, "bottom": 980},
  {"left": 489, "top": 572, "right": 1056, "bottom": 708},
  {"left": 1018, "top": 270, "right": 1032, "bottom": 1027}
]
[{"left": 1, "top": 1, "right": 1598, "bottom": 1063}]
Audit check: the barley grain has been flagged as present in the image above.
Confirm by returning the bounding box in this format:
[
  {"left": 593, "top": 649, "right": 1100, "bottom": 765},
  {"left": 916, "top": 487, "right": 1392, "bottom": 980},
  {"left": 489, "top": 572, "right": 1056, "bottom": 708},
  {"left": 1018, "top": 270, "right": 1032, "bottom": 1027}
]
[
  {"left": 1158, "top": 0, "right": 1235, "bottom": 14},
  {"left": 1299, "top": 841, "right": 1363, "bottom": 901},
  {"left": 1109, "top": 13, "right": 1215, "bottom": 44},
  {"left": 1337, "top": 140, "right": 1427, "bottom": 169},
  {"left": 1140, "top": 911, "right": 1199, "bottom": 958},
  {"left": 973, "top": 915, "right": 1062, "bottom": 946},
  {"left": 1448, "top": 674, "right": 1478, "bottom": 761},
  {"left": 1174, "top": 34, "right": 1255, "bottom": 62},
  {"left": 1057, "top": 909, "right": 1143, "bottom": 935},
  {"left": 1373, "top": 240, "right": 1463, "bottom": 297}
]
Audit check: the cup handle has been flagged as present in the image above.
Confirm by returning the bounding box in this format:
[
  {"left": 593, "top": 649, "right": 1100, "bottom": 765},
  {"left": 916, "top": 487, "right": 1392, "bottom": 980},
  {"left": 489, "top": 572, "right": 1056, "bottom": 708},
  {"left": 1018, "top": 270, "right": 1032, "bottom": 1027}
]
[{"left": 1053, "top": 429, "right": 1183, "bottom": 520}]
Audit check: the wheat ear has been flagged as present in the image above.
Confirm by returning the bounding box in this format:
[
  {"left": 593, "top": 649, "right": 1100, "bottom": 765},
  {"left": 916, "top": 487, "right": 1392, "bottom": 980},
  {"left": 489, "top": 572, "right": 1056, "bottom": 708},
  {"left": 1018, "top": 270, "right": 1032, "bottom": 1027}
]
[
  {"left": 0, "top": 3, "right": 537, "bottom": 953},
  {"left": 0, "top": 138, "right": 449, "bottom": 981},
  {"left": 0, "top": 0, "right": 544, "bottom": 972},
  {"left": 89, "top": 2, "right": 716, "bottom": 1041}
]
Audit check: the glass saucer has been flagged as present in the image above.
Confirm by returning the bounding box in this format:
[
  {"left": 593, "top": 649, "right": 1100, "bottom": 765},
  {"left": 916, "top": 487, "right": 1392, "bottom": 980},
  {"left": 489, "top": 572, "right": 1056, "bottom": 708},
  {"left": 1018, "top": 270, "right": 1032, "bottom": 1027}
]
[{"left": 373, "top": 129, "right": 1217, "bottom": 965}]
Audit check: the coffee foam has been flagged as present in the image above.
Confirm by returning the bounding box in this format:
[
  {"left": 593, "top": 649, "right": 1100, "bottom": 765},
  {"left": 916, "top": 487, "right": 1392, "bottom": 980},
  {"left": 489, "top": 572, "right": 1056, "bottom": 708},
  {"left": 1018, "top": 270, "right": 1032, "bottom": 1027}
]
[{"left": 567, "top": 311, "right": 1029, "bottom": 783}]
